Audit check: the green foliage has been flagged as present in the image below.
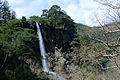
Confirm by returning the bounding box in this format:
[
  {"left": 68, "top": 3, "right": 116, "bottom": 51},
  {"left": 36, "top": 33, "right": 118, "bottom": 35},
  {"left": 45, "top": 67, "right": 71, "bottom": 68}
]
[
  {"left": 41, "top": 9, "right": 48, "bottom": 17},
  {"left": 22, "top": 16, "right": 26, "bottom": 22},
  {"left": 70, "top": 34, "right": 91, "bottom": 48},
  {"left": 1, "top": 3, "right": 117, "bottom": 80},
  {"left": 75, "top": 23, "right": 104, "bottom": 39},
  {"left": 29, "top": 16, "right": 39, "bottom": 22},
  {"left": 36, "top": 73, "right": 49, "bottom": 80},
  {"left": 30, "top": 5, "right": 77, "bottom": 52},
  {"left": 30, "top": 5, "right": 76, "bottom": 34},
  {"left": 48, "top": 5, "right": 61, "bottom": 17},
  {"left": 0, "top": 24, "right": 48, "bottom": 80},
  {"left": 47, "top": 5, "right": 76, "bottom": 32},
  {"left": 100, "top": 58, "right": 109, "bottom": 68},
  {"left": 92, "top": 43, "right": 106, "bottom": 52},
  {"left": 2, "top": 65, "right": 49, "bottom": 80},
  {"left": 0, "top": 20, "right": 6, "bottom": 26},
  {"left": 0, "top": 26, "right": 36, "bottom": 54},
  {"left": 0, "top": 0, "right": 16, "bottom": 20},
  {"left": 6, "top": 19, "right": 22, "bottom": 27}
]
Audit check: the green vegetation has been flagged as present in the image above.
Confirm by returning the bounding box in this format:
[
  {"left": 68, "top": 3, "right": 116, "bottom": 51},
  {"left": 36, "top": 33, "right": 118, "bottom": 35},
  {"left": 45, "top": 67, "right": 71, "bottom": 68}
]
[
  {"left": 0, "top": 20, "right": 50, "bottom": 80},
  {"left": 0, "top": 1, "right": 119, "bottom": 80},
  {"left": 29, "top": 5, "right": 77, "bottom": 52},
  {"left": 0, "top": 1, "right": 49, "bottom": 78},
  {"left": 0, "top": 0, "right": 16, "bottom": 20}
]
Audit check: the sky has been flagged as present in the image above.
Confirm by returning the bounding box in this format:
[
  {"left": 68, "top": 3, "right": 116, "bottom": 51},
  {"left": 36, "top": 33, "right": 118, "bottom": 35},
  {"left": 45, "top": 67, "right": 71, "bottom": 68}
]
[{"left": 6, "top": 0, "right": 100, "bottom": 26}]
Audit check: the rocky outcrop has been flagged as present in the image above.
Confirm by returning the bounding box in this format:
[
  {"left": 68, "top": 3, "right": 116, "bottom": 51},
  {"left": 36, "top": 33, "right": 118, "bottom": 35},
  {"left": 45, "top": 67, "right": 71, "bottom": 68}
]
[{"left": 46, "top": 48, "right": 82, "bottom": 80}]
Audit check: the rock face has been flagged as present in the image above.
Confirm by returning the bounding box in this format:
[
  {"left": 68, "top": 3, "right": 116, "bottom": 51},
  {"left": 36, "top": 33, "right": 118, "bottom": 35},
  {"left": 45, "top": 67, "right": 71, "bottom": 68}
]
[
  {"left": 47, "top": 48, "right": 67, "bottom": 78},
  {"left": 25, "top": 59, "right": 43, "bottom": 75},
  {"left": 46, "top": 48, "right": 82, "bottom": 80},
  {"left": 54, "top": 48, "right": 66, "bottom": 72},
  {"left": 31, "top": 24, "right": 83, "bottom": 80}
]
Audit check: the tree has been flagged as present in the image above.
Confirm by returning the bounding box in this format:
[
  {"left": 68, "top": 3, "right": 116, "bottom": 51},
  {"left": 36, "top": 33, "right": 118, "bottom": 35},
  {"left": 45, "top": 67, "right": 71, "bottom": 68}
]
[
  {"left": 48, "top": 5, "right": 61, "bottom": 17},
  {"left": 0, "top": 25, "right": 47, "bottom": 80},
  {"left": 94, "top": 0, "right": 120, "bottom": 70},
  {"left": 29, "top": 16, "right": 39, "bottom": 21},
  {"left": 41, "top": 9, "right": 48, "bottom": 17},
  {"left": 10, "top": 10, "right": 16, "bottom": 19},
  {"left": 21, "top": 16, "right": 30, "bottom": 28},
  {"left": 47, "top": 5, "right": 76, "bottom": 32},
  {"left": 0, "top": 0, "right": 16, "bottom": 20}
]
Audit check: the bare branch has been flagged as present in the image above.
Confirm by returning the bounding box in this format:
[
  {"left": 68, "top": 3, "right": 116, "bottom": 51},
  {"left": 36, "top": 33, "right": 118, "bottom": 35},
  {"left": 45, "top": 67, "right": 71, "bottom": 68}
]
[
  {"left": 102, "top": 66, "right": 120, "bottom": 70},
  {"left": 95, "top": 0, "right": 120, "bottom": 9},
  {"left": 0, "top": 53, "right": 8, "bottom": 69},
  {"left": 94, "top": 0, "right": 120, "bottom": 70},
  {"left": 105, "top": 30, "right": 120, "bottom": 34},
  {"left": 103, "top": 54, "right": 119, "bottom": 57}
]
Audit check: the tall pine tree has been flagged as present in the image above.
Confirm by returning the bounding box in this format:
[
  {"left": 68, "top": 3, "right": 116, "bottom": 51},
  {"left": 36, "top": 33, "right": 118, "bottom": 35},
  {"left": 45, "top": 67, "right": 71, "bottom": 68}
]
[{"left": 0, "top": 0, "right": 16, "bottom": 20}]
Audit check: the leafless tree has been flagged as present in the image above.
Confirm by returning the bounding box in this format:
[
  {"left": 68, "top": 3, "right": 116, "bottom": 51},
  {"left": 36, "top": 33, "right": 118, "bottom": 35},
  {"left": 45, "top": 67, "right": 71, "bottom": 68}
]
[{"left": 94, "top": 0, "right": 120, "bottom": 70}]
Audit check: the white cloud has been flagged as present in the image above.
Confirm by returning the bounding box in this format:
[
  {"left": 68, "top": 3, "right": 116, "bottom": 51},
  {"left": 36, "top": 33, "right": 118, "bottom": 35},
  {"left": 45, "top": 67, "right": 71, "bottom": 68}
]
[
  {"left": 63, "top": 0, "right": 99, "bottom": 26},
  {"left": 64, "top": 2, "right": 81, "bottom": 21},
  {"left": 6, "top": 0, "right": 101, "bottom": 26},
  {"left": 13, "top": 0, "right": 48, "bottom": 18},
  {"left": 48, "top": 0, "right": 63, "bottom": 6},
  {"left": 80, "top": 0, "right": 97, "bottom": 9},
  {"left": 62, "top": 0, "right": 69, "bottom": 4},
  {"left": 7, "top": 0, "right": 24, "bottom": 6}
]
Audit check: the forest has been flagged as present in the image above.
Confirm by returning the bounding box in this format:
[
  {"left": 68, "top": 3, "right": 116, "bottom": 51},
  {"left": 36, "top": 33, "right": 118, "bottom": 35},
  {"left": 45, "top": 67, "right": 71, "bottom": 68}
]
[{"left": 0, "top": 0, "right": 120, "bottom": 80}]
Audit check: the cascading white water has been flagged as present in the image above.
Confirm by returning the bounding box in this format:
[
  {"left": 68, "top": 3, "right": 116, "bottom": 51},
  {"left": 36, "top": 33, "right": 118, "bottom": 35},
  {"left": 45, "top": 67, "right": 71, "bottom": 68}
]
[
  {"left": 36, "top": 22, "right": 66, "bottom": 80},
  {"left": 36, "top": 22, "right": 49, "bottom": 72}
]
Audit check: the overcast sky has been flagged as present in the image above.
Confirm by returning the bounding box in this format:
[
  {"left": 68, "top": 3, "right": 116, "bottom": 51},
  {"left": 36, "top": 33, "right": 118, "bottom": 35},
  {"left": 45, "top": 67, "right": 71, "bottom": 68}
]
[{"left": 6, "top": 0, "right": 100, "bottom": 26}]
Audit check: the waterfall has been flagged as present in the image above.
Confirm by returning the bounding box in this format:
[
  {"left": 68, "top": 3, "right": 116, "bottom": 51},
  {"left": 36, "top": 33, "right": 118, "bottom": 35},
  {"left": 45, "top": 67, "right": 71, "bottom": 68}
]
[
  {"left": 36, "top": 22, "right": 49, "bottom": 72},
  {"left": 36, "top": 22, "right": 66, "bottom": 80}
]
